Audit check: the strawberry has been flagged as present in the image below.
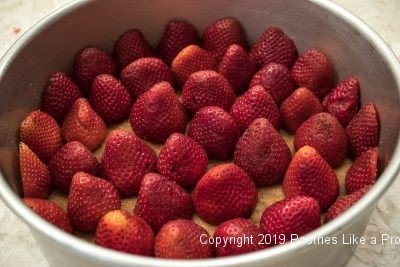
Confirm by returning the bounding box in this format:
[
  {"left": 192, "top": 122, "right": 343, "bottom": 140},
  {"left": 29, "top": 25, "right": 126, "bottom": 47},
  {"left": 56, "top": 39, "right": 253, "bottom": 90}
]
[
  {"left": 67, "top": 172, "right": 121, "bottom": 233},
  {"left": 73, "top": 47, "right": 116, "bottom": 94},
  {"left": 95, "top": 210, "right": 154, "bottom": 255},
  {"left": 213, "top": 218, "right": 265, "bottom": 257},
  {"left": 157, "top": 133, "right": 208, "bottom": 188},
  {"left": 291, "top": 48, "right": 332, "bottom": 99},
  {"left": 249, "top": 63, "right": 296, "bottom": 105},
  {"left": 234, "top": 118, "right": 291, "bottom": 186},
  {"left": 49, "top": 141, "right": 98, "bottom": 193},
  {"left": 20, "top": 110, "right": 63, "bottom": 163},
  {"left": 130, "top": 81, "right": 187, "bottom": 143},
  {"left": 135, "top": 173, "right": 194, "bottom": 231},
  {"left": 345, "top": 147, "right": 378, "bottom": 194},
  {"left": 249, "top": 26, "right": 297, "bottom": 69},
  {"left": 188, "top": 106, "right": 240, "bottom": 160},
  {"left": 193, "top": 163, "right": 257, "bottom": 225},
  {"left": 171, "top": 45, "right": 217, "bottom": 85},
  {"left": 62, "top": 98, "right": 107, "bottom": 151},
  {"left": 218, "top": 44, "right": 256, "bottom": 94},
  {"left": 23, "top": 198, "right": 73, "bottom": 233},
  {"left": 345, "top": 103, "right": 379, "bottom": 158},
  {"left": 280, "top": 87, "right": 323, "bottom": 133},
  {"left": 182, "top": 70, "right": 235, "bottom": 113},
  {"left": 120, "top": 57, "right": 174, "bottom": 99},
  {"left": 155, "top": 219, "right": 213, "bottom": 259},
  {"left": 229, "top": 85, "right": 281, "bottom": 132},
  {"left": 260, "top": 196, "right": 321, "bottom": 245},
  {"left": 100, "top": 130, "right": 157, "bottom": 197},
  {"left": 322, "top": 76, "right": 360, "bottom": 127},
  {"left": 41, "top": 72, "right": 82, "bottom": 122},
  {"left": 157, "top": 20, "right": 200, "bottom": 65},
  {"left": 19, "top": 143, "right": 51, "bottom": 199},
  {"left": 202, "top": 17, "right": 248, "bottom": 62},
  {"left": 283, "top": 146, "right": 339, "bottom": 211},
  {"left": 113, "top": 29, "right": 155, "bottom": 70},
  {"left": 294, "top": 112, "right": 347, "bottom": 167}
]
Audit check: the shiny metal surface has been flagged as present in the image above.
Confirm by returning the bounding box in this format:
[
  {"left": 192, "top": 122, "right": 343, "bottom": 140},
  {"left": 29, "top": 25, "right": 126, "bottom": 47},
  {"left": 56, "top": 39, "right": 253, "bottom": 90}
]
[{"left": 0, "top": 0, "right": 400, "bottom": 266}]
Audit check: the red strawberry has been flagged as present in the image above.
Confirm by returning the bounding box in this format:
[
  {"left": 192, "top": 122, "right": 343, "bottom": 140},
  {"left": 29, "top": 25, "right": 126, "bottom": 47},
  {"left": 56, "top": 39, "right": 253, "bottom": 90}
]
[
  {"left": 155, "top": 219, "right": 213, "bottom": 259},
  {"left": 130, "top": 82, "right": 187, "bottom": 143},
  {"left": 291, "top": 48, "right": 332, "bottom": 99},
  {"left": 260, "top": 196, "right": 321, "bottom": 245},
  {"left": 345, "top": 103, "right": 379, "bottom": 158},
  {"left": 100, "top": 130, "right": 157, "bottom": 197},
  {"left": 249, "top": 26, "right": 298, "bottom": 69},
  {"left": 89, "top": 74, "right": 133, "bottom": 123},
  {"left": 135, "top": 173, "right": 194, "bottom": 231},
  {"left": 230, "top": 85, "right": 281, "bottom": 131},
  {"left": 323, "top": 76, "right": 360, "bottom": 127},
  {"left": 19, "top": 143, "right": 51, "bottom": 199},
  {"left": 73, "top": 47, "right": 116, "bottom": 94},
  {"left": 234, "top": 118, "right": 291, "bottom": 186},
  {"left": 157, "top": 133, "right": 208, "bottom": 188},
  {"left": 62, "top": 98, "right": 106, "bottom": 151},
  {"left": 157, "top": 20, "right": 200, "bottom": 65},
  {"left": 218, "top": 44, "right": 256, "bottom": 94},
  {"left": 280, "top": 87, "right": 323, "bottom": 133},
  {"left": 95, "top": 210, "right": 154, "bottom": 255},
  {"left": 120, "top": 57, "right": 174, "bottom": 99},
  {"left": 283, "top": 146, "right": 339, "bottom": 211},
  {"left": 171, "top": 45, "right": 217, "bottom": 85},
  {"left": 214, "top": 218, "right": 265, "bottom": 257},
  {"left": 193, "top": 163, "right": 257, "bottom": 225},
  {"left": 325, "top": 186, "right": 370, "bottom": 222},
  {"left": 20, "top": 111, "right": 63, "bottom": 163},
  {"left": 41, "top": 72, "right": 82, "bottom": 122},
  {"left": 345, "top": 147, "right": 378, "bottom": 194},
  {"left": 294, "top": 112, "right": 347, "bottom": 167},
  {"left": 202, "top": 17, "right": 248, "bottom": 62},
  {"left": 49, "top": 141, "right": 98, "bottom": 193},
  {"left": 188, "top": 106, "right": 240, "bottom": 160},
  {"left": 23, "top": 198, "right": 73, "bottom": 233},
  {"left": 182, "top": 70, "right": 235, "bottom": 113},
  {"left": 67, "top": 172, "right": 121, "bottom": 233},
  {"left": 113, "top": 29, "right": 155, "bottom": 70}
]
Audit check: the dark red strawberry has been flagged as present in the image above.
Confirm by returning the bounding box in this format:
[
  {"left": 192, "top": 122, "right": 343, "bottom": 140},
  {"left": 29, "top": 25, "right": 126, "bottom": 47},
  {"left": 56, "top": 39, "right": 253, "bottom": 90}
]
[
  {"left": 100, "top": 130, "right": 157, "bottom": 197},
  {"left": 193, "top": 163, "right": 257, "bottom": 225},
  {"left": 130, "top": 82, "right": 187, "bottom": 143},
  {"left": 135, "top": 173, "right": 194, "bottom": 231}
]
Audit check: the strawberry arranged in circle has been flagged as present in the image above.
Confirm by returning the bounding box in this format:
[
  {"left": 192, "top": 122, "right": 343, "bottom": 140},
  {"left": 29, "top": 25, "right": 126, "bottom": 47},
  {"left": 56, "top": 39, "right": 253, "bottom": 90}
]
[
  {"left": 100, "top": 130, "right": 157, "bottom": 197},
  {"left": 155, "top": 219, "right": 213, "bottom": 259},
  {"left": 67, "top": 172, "right": 121, "bottom": 233},
  {"left": 95, "top": 210, "right": 154, "bottom": 256},
  {"left": 135, "top": 173, "right": 194, "bottom": 231},
  {"left": 157, "top": 133, "right": 208, "bottom": 188},
  {"left": 188, "top": 106, "right": 240, "bottom": 160},
  {"left": 130, "top": 81, "right": 187, "bottom": 143},
  {"left": 182, "top": 70, "right": 235, "bottom": 113},
  {"left": 234, "top": 118, "right": 291, "bottom": 186},
  {"left": 193, "top": 163, "right": 257, "bottom": 225}
]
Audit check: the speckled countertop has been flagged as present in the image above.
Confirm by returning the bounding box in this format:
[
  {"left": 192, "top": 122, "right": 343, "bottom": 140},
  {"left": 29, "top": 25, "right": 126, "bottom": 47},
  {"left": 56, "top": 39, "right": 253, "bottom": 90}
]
[{"left": 0, "top": 0, "right": 400, "bottom": 266}]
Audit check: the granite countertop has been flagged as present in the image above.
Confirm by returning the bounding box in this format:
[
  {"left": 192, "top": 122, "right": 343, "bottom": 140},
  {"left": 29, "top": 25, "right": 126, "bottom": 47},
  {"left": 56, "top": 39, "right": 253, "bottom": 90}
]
[{"left": 0, "top": 0, "right": 399, "bottom": 266}]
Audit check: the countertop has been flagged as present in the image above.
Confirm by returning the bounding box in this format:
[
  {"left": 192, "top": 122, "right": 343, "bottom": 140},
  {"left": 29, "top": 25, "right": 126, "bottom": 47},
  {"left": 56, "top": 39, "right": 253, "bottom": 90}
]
[{"left": 0, "top": 0, "right": 399, "bottom": 266}]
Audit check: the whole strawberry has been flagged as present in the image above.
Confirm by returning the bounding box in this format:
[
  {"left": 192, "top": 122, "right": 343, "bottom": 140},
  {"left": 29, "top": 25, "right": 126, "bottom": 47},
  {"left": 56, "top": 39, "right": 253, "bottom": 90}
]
[
  {"left": 130, "top": 82, "right": 187, "bottom": 143},
  {"left": 234, "top": 118, "right": 291, "bottom": 186},
  {"left": 155, "top": 219, "right": 213, "bottom": 259},
  {"left": 100, "top": 130, "right": 157, "bottom": 197},
  {"left": 95, "top": 210, "right": 154, "bottom": 256},
  {"left": 193, "top": 163, "right": 257, "bottom": 225},
  {"left": 135, "top": 173, "right": 194, "bottom": 231},
  {"left": 188, "top": 106, "right": 240, "bottom": 160}
]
